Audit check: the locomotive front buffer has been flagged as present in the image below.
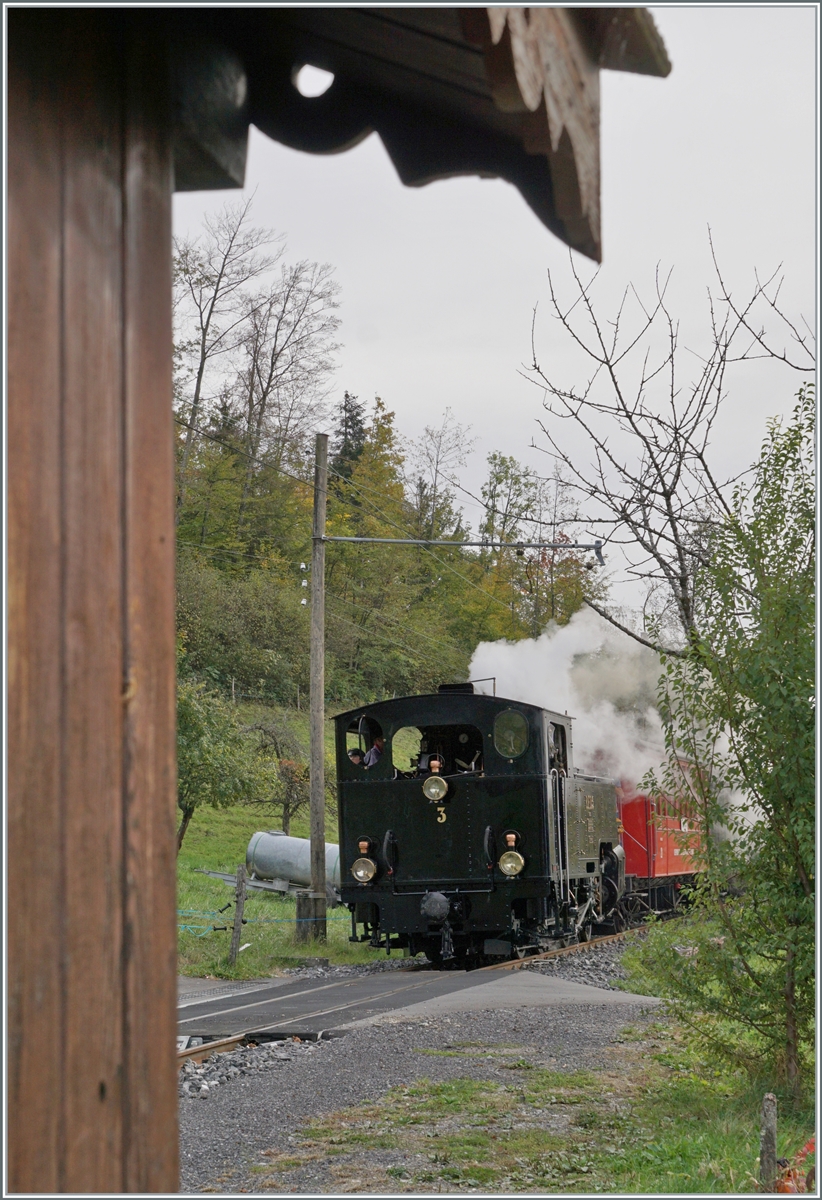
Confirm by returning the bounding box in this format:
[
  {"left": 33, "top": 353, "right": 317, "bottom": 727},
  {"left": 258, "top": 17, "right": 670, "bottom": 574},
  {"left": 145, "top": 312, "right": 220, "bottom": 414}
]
[{"left": 334, "top": 685, "right": 626, "bottom": 969}]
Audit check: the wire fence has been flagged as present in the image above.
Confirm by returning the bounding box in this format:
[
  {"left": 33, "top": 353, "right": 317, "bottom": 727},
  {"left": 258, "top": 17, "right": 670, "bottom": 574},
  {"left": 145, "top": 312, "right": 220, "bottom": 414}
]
[{"left": 177, "top": 906, "right": 348, "bottom": 937}]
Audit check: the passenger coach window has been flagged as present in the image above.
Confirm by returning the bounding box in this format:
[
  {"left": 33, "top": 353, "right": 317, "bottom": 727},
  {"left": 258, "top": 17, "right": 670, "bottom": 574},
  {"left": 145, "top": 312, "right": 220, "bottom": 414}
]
[{"left": 493, "top": 709, "right": 529, "bottom": 759}]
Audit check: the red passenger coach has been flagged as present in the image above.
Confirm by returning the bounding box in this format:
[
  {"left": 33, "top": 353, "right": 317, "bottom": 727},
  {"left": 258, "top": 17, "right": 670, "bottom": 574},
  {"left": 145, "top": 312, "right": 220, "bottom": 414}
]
[{"left": 616, "top": 783, "right": 701, "bottom": 917}]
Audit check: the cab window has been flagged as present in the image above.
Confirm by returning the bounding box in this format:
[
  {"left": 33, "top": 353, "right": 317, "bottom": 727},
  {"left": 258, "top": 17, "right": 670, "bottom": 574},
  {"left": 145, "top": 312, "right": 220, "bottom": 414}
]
[
  {"left": 391, "top": 724, "right": 484, "bottom": 777},
  {"left": 341, "top": 715, "right": 390, "bottom": 777},
  {"left": 547, "top": 721, "right": 567, "bottom": 771},
  {"left": 493, "top": 709, "right": 529, "bottom": 759}
]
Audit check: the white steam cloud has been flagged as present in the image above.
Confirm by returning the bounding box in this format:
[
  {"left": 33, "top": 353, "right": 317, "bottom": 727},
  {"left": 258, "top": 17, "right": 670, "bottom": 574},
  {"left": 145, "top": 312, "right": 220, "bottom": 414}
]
[{"left": 469, "top": 607, "right": 665, "bottom": 786}]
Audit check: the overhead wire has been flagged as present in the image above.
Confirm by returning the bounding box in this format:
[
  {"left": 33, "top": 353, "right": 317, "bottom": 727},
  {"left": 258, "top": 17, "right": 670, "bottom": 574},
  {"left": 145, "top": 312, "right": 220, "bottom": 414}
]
[
  {"left": 325, "top": 463, "right": 524, "bottom": 619},
  {"left": 324, "top": 604, "right": 434, "bottom": 665},
  {"left": 178, "top": 539, "right": 306, "bottom": 567},
  {"left": 438, "top": 470, "right": 598, "bottom": 528}
]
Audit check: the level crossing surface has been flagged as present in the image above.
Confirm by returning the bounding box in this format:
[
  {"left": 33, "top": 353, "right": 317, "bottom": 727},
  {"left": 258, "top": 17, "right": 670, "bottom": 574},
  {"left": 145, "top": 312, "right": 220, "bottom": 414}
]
[
  {"left": 177, "top": 970, "right": 497, "bottom": 1040},
  {"left": 177, "top": 965, "right": 658, "bottom": 1041}
]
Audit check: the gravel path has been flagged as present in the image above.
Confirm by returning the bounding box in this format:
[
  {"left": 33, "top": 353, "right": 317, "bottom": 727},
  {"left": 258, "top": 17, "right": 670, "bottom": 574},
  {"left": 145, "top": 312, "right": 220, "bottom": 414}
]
[{"left": 179, "top": 941, "right": 656, "bottom": 1194}]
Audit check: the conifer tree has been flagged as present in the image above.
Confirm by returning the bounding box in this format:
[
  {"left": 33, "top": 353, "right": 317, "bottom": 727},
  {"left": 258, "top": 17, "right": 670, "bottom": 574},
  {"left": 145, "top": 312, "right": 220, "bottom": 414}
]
[{"left": 330, "top": 391, "right": 367, "bottom": 480}]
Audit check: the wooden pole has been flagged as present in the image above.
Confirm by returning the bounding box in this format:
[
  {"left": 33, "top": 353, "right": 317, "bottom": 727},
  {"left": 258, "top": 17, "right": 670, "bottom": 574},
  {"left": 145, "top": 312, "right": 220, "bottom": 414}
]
[
  {"left": 295, "top": 890, "right": 312, "bottom": 944},
  {"left": 760, "top": 1092, "right": 777, "bottom": 1191},
  {"left": 228, "top": 864, "right": 247, "bottom": 966},
  {"left": 309, "top": 433, "right": 328, "bottom": 941}
]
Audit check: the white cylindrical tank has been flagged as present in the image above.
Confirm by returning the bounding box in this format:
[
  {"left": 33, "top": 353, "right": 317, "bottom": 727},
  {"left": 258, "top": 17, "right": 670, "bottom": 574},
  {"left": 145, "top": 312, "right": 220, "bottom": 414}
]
[{"left": 246, "top": 831, "right": 340, "bottom": 889}]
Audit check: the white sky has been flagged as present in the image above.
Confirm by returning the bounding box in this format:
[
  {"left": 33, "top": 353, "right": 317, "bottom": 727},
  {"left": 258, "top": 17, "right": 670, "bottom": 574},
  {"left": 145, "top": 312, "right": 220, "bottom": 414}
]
[{"left": 173, "top": 4, "right": 817, "bottom": 604}]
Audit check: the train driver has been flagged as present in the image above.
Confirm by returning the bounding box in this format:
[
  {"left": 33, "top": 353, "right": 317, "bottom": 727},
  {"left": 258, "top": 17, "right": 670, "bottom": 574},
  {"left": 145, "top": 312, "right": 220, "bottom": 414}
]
[{"left": 363, "top": 734, "right": 385, "bottom": 768}]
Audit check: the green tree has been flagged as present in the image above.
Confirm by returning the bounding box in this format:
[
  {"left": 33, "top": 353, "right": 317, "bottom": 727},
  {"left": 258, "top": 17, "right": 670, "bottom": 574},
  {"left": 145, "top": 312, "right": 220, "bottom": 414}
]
[
  {"left": 634, "top": 386, "right": 815, "bottom": 1096},
  {"left": 247, "top": 715, "right": 311, "bottom": 835},
  {"left": 324, "top": 398, "right": 477, "bottom": 699},
  {"left": 176, "top": 676, "right": 266, "bottom": 853},
  {"left": 330, "top": 391, "right": 367, "bottom": 481},
  {"left": 176, "top": 552, "right": 310, "bottom": 704},
  {"left": 467, "top": 453, "right": 598, "bottom": 640}
]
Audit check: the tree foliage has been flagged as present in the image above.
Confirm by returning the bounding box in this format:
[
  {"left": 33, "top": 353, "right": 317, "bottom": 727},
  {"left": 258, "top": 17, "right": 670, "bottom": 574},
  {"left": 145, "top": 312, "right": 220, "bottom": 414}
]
[
  {"left": 176, "top": 675, "right": 266, "bottom": 853},
  {"left": 632, "top": 386, "right": 815, "bottom": 1096},
  {"left": 173, "top": 209, "right": 600, "bottom": 706}
]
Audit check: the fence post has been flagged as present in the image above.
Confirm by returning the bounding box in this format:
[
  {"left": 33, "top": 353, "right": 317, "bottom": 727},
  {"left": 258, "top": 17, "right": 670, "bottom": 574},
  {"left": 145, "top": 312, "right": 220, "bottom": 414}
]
[
  {"left": 760, "top": 1092, "right": 777, "bottom": 1191},
  {"left": 228, "top": 864, "right": 246, "bottom": 966},
  {"left": 295, "top": 890, "right": 313, "bottom": 944}
]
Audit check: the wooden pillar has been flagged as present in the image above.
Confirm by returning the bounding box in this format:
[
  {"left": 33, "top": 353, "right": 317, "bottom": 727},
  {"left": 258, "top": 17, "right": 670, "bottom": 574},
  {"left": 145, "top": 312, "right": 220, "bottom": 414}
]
[{"left": 8, "top": 12, "right": 178, "bottom": 1192}]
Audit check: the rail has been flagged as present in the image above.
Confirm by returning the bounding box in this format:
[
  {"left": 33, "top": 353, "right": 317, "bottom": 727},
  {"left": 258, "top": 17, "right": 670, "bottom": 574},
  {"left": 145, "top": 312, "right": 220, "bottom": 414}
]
[
  {"left": 481, "top": 926, "right": 646, "bottom": 972},
  {"left": 177, "top": 1033, "right": 246, "bottom": 1067}
]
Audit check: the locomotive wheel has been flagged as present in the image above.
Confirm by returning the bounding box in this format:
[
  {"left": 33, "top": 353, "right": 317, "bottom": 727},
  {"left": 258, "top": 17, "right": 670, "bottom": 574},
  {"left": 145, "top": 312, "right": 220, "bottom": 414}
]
[{"left": 577, "top": 921, "right": 593, "bottom": 943}]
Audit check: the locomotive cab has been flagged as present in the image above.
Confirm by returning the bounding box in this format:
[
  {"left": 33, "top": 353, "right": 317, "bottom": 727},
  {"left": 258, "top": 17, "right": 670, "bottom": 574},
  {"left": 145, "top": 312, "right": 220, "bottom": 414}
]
[{"left": 335, "top": 686, "right": 625, "bottom": 967}]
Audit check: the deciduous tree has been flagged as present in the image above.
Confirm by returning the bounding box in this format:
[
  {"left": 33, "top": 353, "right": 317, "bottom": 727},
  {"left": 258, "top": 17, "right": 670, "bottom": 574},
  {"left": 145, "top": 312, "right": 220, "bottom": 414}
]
[
  {"left": 528, "top": 243, "right": 814, "bottom": 652},
  {"left": 633, "top": 386, "right": 815, "bottom": 1096},
  {"left": 176, "top": 676, "right": 265, "bottom": 853}
]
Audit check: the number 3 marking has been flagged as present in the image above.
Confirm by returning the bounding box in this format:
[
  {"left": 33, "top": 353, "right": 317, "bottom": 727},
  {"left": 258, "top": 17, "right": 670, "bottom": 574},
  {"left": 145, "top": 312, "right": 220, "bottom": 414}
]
[{"left": 436, "top": 807, "right": 447, "bottom": 823}]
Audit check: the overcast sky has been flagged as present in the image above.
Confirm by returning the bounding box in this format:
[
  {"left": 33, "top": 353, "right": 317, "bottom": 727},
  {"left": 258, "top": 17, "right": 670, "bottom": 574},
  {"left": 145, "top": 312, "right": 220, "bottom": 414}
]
[{"left": 173, "top": 5, "right": 817, "bottom": 604}]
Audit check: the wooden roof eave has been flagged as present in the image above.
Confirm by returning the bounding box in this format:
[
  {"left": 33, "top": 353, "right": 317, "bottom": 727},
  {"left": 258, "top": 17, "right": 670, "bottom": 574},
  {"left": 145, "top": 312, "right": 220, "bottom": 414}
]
[{"left": 171, "top": 8, "right": 671, "bottom": 263}]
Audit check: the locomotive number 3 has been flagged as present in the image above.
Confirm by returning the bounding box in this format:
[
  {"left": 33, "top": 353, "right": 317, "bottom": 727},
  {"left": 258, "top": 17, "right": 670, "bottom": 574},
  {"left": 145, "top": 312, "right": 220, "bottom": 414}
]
[{"left": 436, "top": 807, "right": 447, "bottom": 823}]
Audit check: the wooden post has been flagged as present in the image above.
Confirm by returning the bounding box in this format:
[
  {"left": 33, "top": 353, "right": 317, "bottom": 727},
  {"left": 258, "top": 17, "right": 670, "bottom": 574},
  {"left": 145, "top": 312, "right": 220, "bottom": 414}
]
[
  {"left": 308, "top": 434, "right": 329, "bottom": 941},
  {"left": 295, "top": 891, "right": 313, "bottom": 944},
  {"left": 760, "top": 1092, "right": 778, "bottom": 1191},
  {"left": 8, "top": 12, "right": 178, "bottom": 1191},
  {"left": 228, "top": 864, "right": 247, "bottom": 966}
]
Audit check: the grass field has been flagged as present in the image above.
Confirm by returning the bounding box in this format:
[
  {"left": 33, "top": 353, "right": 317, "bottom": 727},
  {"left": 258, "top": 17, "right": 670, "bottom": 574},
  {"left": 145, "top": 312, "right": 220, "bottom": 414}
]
[
  {"left": 247, "top": 1023, "right": 815, "bottom": 1194},
  {"left": 177, "top": 801, "right": 392, "bottom": 978},
  {"left": 177, "top": 700, "right": 388, "bottom": 977}
]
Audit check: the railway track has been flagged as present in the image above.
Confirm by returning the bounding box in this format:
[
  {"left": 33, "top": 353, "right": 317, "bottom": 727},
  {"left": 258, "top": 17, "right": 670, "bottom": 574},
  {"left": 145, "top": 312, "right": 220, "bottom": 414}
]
[
  {"left": 176, "top": 927, "right": 646, "bottom": 1066},
  {"left": 178, "top": 1033, "right": 246, "bottom": 1067},
  {"left": 481, "top": 925, "right": 647, "bottom": 972}
]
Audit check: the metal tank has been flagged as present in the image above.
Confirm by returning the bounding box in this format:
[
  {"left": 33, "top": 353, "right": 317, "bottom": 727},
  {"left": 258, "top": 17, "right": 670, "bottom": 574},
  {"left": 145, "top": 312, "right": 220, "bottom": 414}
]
[{"left": 246, "top": 831, "right": 340, "bottom": 889}]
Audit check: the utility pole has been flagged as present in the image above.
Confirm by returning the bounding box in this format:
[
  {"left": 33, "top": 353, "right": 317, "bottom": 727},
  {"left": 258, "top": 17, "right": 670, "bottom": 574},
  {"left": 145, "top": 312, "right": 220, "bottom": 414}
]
[{"left": 309, "top": 433, "right": 328, "bottom": 941}]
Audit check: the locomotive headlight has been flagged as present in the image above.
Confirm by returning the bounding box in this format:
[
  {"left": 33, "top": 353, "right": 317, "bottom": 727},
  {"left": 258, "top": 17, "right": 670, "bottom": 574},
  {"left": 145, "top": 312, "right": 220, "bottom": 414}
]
[
  {"left": 498, "top": 850, "right": 525, "bottom": 876},
  {"left": 351, "top": 857, "right": 378, "bottom": 883},
  {"left": 422, "top": 776, "right": 448, "bottom": 802}
]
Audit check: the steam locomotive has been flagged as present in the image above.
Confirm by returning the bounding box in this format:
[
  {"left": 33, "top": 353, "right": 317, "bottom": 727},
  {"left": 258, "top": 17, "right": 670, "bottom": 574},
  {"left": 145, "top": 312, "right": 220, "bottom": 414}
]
[{"left": 335, "top": 683, "right": 639, "bottom": 967}]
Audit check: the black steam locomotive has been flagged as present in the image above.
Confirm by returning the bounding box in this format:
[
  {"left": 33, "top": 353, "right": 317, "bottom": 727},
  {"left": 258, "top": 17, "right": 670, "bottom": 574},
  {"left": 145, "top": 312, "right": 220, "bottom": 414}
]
[{"left": 335, "top": 684, "right": 626, "bottom": 967}]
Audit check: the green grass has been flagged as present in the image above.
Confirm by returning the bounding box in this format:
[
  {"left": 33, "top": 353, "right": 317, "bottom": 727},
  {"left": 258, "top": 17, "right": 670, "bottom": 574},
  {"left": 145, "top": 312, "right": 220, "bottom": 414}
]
[
  {"left": 177, "top": 701, "right": 389, "bottom": 978},
  {"left": 177, "top": 815, "right": 385, "bottom": 977},
  {"left": 250, "top": 1022, "right": 815, "bottom": 1193}
]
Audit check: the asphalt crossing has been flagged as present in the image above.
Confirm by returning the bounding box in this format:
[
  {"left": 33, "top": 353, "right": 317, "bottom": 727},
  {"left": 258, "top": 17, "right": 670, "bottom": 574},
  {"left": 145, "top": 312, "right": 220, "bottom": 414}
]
[{"left": 177, "top": 969, "right": 496, "bottom": 1040}]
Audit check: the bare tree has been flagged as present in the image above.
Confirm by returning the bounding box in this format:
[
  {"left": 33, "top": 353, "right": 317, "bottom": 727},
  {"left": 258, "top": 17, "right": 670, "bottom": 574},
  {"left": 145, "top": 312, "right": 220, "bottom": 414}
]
[
  {"left": 527, "top": 242, "right": 815, "bottom": 654},
  {"left": 234, "top": 260, "right": 340, "bottom": 529},
  {"left": 409, "top": 408, "right": 475, "bottom": 539},
  {"left": 174, "top": 199, "right": 281, "bottom": 511}
]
